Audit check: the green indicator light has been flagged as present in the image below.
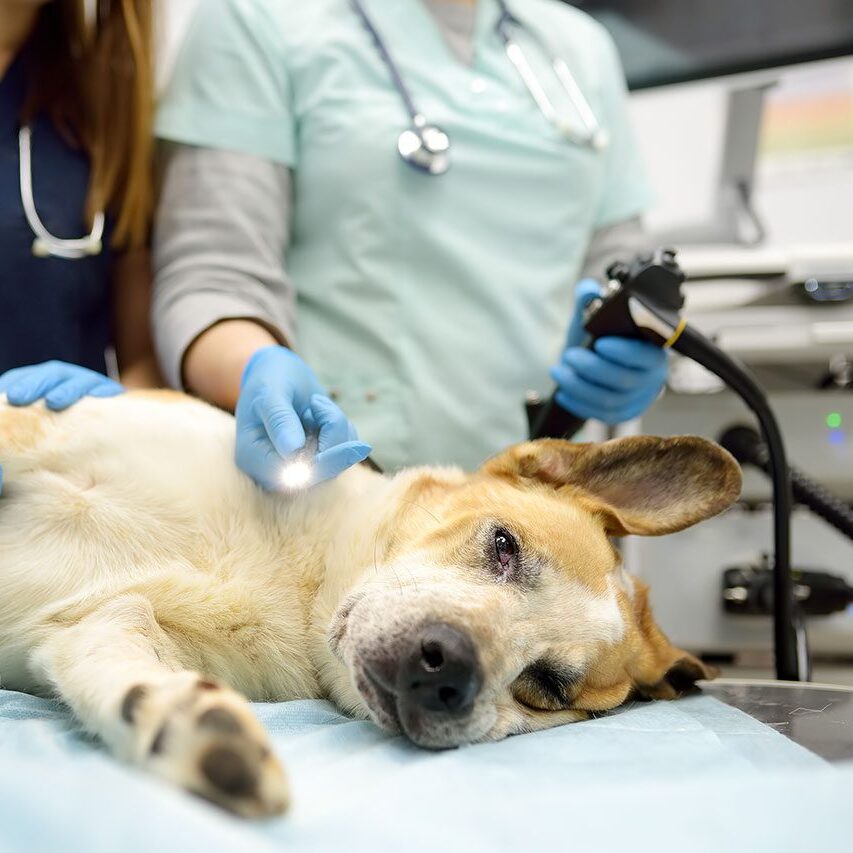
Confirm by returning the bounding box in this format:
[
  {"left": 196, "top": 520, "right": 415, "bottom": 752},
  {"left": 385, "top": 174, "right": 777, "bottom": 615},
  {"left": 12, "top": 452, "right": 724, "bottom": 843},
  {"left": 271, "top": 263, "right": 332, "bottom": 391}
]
[{"left": 827, "top": 412, "right": 843, "bottom": 429}]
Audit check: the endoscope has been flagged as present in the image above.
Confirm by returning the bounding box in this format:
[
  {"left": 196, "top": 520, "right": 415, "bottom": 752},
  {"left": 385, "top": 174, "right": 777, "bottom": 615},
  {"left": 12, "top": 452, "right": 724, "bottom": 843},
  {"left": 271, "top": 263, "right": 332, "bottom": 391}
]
[{"left": 529, "top": 248, "right": 810, "bottom": 682}]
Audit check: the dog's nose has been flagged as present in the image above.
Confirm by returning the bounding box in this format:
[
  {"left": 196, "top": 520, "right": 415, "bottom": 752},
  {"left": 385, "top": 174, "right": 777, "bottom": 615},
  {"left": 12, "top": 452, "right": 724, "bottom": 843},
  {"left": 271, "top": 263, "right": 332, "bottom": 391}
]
[{"left": 399, "top": 622, "right": 482, "bottom": 715}]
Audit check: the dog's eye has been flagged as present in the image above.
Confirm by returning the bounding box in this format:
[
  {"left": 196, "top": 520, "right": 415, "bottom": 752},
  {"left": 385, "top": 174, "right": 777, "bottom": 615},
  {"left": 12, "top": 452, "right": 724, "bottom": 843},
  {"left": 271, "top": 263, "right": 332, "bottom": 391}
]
[{"left": 493, "top": 528, "right": 518, "bottom": 577}]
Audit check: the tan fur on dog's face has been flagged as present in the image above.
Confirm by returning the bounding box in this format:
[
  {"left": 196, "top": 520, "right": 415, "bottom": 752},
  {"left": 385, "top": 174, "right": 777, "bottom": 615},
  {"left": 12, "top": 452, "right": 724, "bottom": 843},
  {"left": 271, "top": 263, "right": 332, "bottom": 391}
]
[{"left": 330, "top": 436, "right": 741, "bottom": 749}]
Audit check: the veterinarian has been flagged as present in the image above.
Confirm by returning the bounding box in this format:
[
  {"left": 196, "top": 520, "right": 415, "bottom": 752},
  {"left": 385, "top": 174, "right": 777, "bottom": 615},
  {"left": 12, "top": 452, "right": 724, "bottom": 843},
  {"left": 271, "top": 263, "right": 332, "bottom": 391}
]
[
  {"left": 153, "top": 0, "right": 668, "bottom": 485},
  {"left": 0, "top": 0, "right": 160, "bottom": 482}
]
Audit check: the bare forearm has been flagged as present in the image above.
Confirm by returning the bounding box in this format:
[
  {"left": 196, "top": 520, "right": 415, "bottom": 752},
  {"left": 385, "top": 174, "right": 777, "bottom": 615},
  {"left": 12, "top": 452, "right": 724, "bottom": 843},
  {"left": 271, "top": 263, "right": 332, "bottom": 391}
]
[
  {"left": 119, "top": 357, "right": 161, "bottom": 390},
  {"left": 182, "top": 319, "right": 279, "bottom": 411},
  {"left": 112, "top": 248, "right": 164, "bottom": 389}
]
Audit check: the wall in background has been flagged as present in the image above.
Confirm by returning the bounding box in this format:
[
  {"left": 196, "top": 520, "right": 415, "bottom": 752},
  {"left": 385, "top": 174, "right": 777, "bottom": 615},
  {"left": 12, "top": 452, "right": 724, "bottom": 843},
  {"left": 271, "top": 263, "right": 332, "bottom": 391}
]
[{"left": 629, "top": 56, "right": 853, "bottom": 246}]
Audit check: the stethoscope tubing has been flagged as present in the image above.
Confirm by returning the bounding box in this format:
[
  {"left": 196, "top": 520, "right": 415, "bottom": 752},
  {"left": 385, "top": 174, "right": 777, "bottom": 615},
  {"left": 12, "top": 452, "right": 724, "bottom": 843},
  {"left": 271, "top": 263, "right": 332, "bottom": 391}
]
[
  {"left": 18, "top": 125, "right": 105, "bottom": 259},
  {"left": 494, "top": 2, "right": 607, "bottom": 149},
  {"left": 347, "top": 0, "right": 424, "bottom": 128},
  {"left": 349, "top": 0, "right": 608, "bottom": 170}
]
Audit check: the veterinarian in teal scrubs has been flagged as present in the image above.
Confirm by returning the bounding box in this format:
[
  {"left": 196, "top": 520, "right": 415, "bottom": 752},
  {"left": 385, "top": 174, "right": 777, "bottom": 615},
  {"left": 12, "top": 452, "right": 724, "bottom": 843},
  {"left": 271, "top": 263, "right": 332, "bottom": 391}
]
[
  {"left": 154, "top": 0, "right": 667, "bottom": 485},
  {"left": 0, "top": 0, "right": 161, "bottom": 492}
]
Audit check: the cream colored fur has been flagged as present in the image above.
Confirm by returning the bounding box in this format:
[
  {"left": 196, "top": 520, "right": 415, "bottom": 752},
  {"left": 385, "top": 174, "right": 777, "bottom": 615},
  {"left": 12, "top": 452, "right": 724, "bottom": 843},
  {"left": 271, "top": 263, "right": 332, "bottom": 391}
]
[
  {"left": 0, "top": 392, "right": 404, "bottom": 814},
  {"left": 0, "top": 392, "right": 741, "bottom": 818}
]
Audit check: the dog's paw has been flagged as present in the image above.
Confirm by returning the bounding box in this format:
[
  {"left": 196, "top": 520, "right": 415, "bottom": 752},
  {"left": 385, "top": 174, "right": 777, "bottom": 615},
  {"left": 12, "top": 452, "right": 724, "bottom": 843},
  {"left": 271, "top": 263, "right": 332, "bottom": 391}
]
[{"left": 120, "top": 675, "right": 289, "bottom": 818}]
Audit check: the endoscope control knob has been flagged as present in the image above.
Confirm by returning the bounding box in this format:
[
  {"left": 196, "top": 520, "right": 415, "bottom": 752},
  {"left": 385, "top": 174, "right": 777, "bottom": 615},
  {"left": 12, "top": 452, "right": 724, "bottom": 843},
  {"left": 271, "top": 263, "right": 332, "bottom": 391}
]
[
  {"left": 661, "top": 246, "right": 678, "bottom": 266},
  {"left": 606, "top": 261, "right": 631, "bottom": 284}
]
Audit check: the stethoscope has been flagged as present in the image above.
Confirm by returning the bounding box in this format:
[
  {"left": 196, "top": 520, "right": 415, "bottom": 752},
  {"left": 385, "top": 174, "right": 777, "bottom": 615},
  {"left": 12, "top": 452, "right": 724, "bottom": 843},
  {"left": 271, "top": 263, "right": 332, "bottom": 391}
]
[
  {"left": 18, "top": 125, "right": 105, "bottom": 259},
  {"left": 348, "top": 0, "right": 609, "bottom": 176}
]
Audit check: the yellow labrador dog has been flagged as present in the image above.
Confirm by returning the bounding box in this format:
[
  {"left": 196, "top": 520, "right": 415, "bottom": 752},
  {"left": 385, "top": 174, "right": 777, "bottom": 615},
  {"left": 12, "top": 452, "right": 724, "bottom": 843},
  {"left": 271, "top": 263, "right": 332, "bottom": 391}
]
[{"left": 0, "top": 391, "right": 741, "bottom": 818}]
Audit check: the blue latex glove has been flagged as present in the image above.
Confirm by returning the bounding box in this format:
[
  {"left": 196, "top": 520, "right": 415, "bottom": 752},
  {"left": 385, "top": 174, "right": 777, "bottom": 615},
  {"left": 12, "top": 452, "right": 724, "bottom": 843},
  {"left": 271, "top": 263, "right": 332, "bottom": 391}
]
[
  {"left": 0, "top": 361, "right": 124, "bottom": 411},
  {"left": 0, "top": 361, "right": 123, "bottom": 496},
  {"left": 549, "top": 279, "right": 668, "bottom": 425},
  {"left": 235, "top": 346, "right": 372, "bottom": 491}
]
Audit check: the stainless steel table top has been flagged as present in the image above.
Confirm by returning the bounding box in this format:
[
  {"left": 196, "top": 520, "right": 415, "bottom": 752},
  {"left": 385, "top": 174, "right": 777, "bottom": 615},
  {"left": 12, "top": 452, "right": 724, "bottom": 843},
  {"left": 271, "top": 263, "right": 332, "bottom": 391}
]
[{"left": 702, "top": 678, "right": 853, "bottom": 762}]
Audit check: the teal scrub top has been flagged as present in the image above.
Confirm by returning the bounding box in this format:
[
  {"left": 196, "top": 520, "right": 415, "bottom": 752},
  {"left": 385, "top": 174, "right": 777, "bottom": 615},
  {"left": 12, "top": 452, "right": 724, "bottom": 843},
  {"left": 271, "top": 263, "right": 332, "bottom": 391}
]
[{"left": 156, "top": 0, "right": 652, "bottom": 472}]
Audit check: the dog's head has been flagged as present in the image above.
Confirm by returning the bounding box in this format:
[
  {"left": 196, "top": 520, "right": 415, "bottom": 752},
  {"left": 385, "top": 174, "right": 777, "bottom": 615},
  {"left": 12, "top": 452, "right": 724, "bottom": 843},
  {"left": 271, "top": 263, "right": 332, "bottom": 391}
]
[{"left": 329, "top": 436, "right": 741, "bottom": 748}]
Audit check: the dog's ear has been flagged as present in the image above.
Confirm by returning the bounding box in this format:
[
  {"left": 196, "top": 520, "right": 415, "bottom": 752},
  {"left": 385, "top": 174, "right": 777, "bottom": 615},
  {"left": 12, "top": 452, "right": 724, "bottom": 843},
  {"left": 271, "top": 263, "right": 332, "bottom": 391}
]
[
  {"left": 626, "top": 581, "right": 718, "bottom": 700},
  {"left": 482, "top": 436, "right": 741, "bottom": 536}
]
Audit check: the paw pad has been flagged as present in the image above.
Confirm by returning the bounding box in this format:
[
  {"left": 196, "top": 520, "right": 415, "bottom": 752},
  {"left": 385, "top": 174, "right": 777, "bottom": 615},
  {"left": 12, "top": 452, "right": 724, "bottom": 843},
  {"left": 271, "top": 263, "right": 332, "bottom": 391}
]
[
  {"left": 200, "top": 746, "right": 258, "bottom": 798},
  {"left": 121, "top": 685, "right": 147, "bottom": 723},
  {"left": 120, "top": 674, "right": 289, "bottom": 817},
  {"left": 197, "top": 707, "right": 243, "bottom": 735}
]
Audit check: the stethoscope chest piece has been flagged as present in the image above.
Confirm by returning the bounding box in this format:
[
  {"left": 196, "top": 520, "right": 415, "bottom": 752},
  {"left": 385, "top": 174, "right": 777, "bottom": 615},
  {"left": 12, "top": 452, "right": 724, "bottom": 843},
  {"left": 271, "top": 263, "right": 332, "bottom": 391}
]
[{"left": 398, "top": 118, "right": 451, "bottom": 176}]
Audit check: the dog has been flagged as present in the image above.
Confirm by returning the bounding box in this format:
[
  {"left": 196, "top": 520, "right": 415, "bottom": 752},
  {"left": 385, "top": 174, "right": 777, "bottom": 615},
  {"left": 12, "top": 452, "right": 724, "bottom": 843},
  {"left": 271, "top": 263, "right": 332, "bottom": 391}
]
[{"left": 0, "top": 391, "right": 741, "bottom": 818}]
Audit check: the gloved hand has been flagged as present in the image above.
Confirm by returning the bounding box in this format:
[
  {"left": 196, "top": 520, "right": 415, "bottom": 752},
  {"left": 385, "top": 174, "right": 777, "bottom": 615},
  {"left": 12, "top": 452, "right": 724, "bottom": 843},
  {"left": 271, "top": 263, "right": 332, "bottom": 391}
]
[
  {"left": 235, "top": 346, "right": 372, "bottom": 491},
  {"left": 0, "top": 361, "right": 124, "bottom": 411},
  {"left": 549, "top": 279, "right": 668, "bottom": 424}
]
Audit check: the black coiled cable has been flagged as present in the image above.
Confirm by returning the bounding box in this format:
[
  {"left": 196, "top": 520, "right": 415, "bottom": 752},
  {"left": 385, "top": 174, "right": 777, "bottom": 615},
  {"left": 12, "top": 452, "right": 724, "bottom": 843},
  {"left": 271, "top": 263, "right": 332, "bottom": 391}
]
[{"left": 719, "top": 424, "right": 853, "bottom": 542}]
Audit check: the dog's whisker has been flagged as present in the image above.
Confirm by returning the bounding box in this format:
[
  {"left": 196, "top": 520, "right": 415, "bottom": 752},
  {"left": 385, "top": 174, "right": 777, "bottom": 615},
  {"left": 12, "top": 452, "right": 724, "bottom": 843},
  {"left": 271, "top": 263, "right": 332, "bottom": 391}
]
[
  {"left": 395, "top": 499, "right": 442, "bottom": 526},
  {"left": 392, "top": 567, "right": 405, "bottom": 595}
]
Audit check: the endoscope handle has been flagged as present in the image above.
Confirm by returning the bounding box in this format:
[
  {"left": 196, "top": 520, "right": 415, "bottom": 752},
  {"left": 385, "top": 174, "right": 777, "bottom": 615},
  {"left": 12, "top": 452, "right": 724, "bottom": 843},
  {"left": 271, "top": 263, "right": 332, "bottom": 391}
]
[
  {"left": 528, "top": 316, "right": 599, "bottom": 440},
  {"left": 530, "top": 250, "right": 686, "bottom": 441},
  {"left": 529, "top": 327, "right": 601, "bottom": 440},
  {"left": 528, "top": 396, "right": 588, "bottom": 441},
  {"left": 719, "top": 424, "right": 853, "bottom": 542}
]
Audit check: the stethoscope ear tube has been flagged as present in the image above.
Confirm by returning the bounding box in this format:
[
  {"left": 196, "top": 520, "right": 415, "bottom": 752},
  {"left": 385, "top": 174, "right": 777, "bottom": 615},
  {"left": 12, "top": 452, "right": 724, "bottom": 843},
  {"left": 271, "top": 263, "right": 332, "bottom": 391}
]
[
  {"left": 497, "top": 9, "right": 609, "bottom": 151},
  {"left": 19, "top": 126, "right": 105, "bottom": 260}
]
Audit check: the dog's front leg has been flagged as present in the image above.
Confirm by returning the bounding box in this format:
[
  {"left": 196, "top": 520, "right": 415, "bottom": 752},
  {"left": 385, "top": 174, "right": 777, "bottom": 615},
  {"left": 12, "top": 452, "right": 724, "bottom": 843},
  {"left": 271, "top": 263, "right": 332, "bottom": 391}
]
[{"left": 31, "top": 594, "right": 289, "bottom": 818}]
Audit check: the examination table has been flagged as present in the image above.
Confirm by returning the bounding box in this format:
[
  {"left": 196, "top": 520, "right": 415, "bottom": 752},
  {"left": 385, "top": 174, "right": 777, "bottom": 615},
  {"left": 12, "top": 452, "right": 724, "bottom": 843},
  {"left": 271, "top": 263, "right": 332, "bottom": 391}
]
[{"left": 1, "top": 680, "right": 851, "bottom": 852}]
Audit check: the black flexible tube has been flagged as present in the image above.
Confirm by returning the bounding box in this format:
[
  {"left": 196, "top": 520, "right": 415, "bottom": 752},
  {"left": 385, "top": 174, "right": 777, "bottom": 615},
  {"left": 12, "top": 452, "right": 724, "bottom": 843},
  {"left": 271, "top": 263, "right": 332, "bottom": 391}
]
[
  {"left": 790, "top": 470, "right": 853, "bottom": 543},
  {"left": 673, "top": 326, "right": 807, "bottom": 681},
  {"left": 530, "top": 399, "right": 587, "bottom": 441},
  {"left": 719, "top": 425, "right": 853, "bottom": 542}
]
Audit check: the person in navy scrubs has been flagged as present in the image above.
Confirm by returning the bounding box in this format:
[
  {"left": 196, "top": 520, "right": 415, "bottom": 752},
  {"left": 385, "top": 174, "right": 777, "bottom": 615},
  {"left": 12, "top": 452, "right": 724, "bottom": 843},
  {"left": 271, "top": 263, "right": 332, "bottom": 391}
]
[{"left": 0, "top": 0, "right": 159, "bottom": 482}]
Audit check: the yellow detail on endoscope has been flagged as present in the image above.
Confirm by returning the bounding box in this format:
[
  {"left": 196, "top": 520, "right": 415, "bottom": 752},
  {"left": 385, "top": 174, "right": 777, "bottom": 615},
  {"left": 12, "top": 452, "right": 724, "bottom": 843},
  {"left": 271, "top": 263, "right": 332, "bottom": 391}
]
[{"left": 664, "top": 318, "right": 687, "bottom": 349}]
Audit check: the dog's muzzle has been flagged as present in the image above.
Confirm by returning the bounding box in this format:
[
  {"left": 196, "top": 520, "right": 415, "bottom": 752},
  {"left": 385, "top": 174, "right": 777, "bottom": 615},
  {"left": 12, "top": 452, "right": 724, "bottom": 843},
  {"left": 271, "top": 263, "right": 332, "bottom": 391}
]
[{"left": 363, "top": 621, "right": 483, "bottom": 741}]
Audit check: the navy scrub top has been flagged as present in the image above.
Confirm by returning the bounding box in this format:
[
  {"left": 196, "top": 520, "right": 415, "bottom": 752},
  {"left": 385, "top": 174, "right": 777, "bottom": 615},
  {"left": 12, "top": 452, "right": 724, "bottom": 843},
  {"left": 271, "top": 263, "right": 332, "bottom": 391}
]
[{"left": 0, "top": 48, "right": 113, "bottom": 376}]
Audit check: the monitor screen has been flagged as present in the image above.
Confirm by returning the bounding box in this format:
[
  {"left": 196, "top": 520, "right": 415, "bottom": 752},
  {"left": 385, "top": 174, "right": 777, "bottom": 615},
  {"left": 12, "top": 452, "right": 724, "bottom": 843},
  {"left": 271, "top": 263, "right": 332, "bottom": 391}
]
[{"left": 568, "top": 0, "right": 853, "bottom": 89}]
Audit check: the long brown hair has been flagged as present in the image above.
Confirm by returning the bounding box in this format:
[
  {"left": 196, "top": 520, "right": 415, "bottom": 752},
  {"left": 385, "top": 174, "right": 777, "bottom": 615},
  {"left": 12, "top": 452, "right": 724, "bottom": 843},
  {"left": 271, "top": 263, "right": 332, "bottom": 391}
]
[{"left": 23, "top": 0, "right": 154, "bottom": 249}]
